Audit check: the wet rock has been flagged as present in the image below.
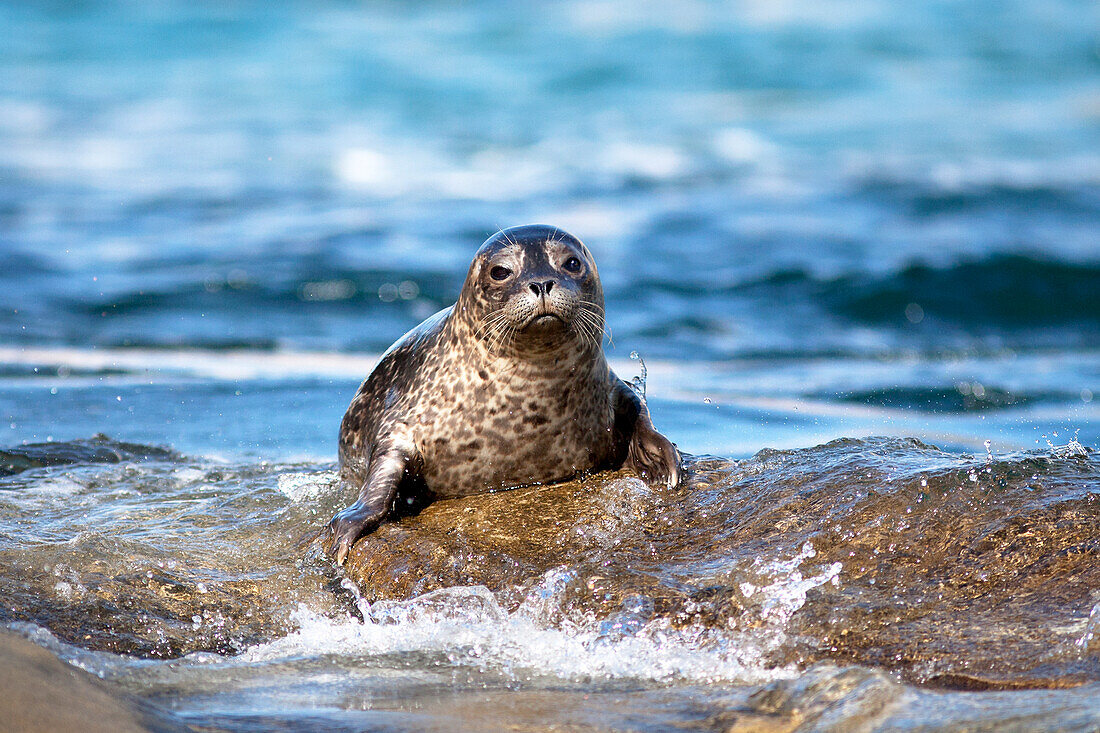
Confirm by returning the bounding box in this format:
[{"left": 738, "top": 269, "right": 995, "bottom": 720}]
[
  {"left": 1, "top": 557, "right": 327, "bottom": 657},
  {"left": 0, "top": 630, "right": 186, "bottom": 733},
  {"left": 0, "top": 435, "right": 177, "bottom": 477},
  {"left": 712, "top": 664, "right": 909, "bottom": 732},
  {"left": 341, "top": 438, "right": 1100, "bottom": 688},
  {"left": 712, "top": 663, "right": 1100, "bottom": 732},
  {"left": 5, "top": 432, "right": 1098, "bottom": 690},
  {"left": 342, "top": 469, "right": 707, "bottom": 621},
  {"left": 0, "top": 452, "right": 350, "bottom": 658},
  {"left": 775, "top": 440, "right": 1100, "bottom": 688}
]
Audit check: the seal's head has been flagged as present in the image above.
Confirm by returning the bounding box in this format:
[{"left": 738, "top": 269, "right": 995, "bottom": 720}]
[{"left": 458, "top": 224, "right": 604, "bottom": 356}]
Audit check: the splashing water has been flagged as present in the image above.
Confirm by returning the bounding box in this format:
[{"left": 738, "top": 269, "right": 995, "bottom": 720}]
[{"left": 629, "top": 350, "right": 648, "bottom": 399}]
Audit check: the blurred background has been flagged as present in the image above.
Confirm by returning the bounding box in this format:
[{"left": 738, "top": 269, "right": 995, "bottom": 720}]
[
  {"left": 2, "top": 6, "right": 1099, "bottom": 726},
  {"left": 0, "top": 0, "right": 1097, "bottom": 454}
]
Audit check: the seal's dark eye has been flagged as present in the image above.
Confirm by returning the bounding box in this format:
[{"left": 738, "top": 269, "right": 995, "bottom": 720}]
[
  {"left": 563, "top": 257, "right": 582, "bottom": 273},
  {"left": 489, "top": 265, "right": 512, "bottom": 281}
]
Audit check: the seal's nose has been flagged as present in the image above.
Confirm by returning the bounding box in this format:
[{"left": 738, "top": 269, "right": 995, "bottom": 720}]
[{"left": 529, "top": 280, "right": 555, "bottom": 297}]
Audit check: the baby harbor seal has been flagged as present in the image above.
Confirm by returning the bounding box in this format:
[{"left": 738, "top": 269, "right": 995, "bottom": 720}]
[{"left": 326, "top": 224, "right": 680, "bottom": 564}]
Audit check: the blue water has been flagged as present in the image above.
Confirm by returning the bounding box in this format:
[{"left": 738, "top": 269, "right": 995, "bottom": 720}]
[
  {"left": 1, "top": 1, "right": 1099, "bottom": 729},
  {"left": 1, "top": 0, "right": 1097, "bottom": 450},
  {"left": 2, "top": 0, "right": 1098, "bottom": 354}
]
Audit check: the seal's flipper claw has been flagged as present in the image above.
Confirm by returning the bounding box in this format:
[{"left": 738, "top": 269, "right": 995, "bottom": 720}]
[{"left": 327, "top": 520, "right": 361, "bottom": 566}]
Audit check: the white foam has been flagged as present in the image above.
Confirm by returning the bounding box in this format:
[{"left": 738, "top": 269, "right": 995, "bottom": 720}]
[
  {"left": 599, "top": 141, "right": 687, "bottom": 180},
  {"left": 0, "top": 346, "right": 688, "bottom": 397},
  {"left": 0, "top": 346, "right": 380, "bottom": 381},
  {"left": 712, "top": 127, "right": 775, "bottom": 166},
  {"left": 333, "top": 140, "right": 564, "bottom": 201},
  {"left": 334, "top": 147, "right": 393, "bottom": 191},
  {"left": 241, "top": 589, "right": 787, "bottom": 686},
  {"left": 238, "top": 544, "right": 840, "bottom": 686},
  {"left": 276, "top": 470, "right": 338, "bottom": 502},
  {"left": 23, "top": 476, "right": 85, "bottom": 497},
  {"left": 741, "top": 542, "right": 842, "bottom": 628},
  {"left": 171, "top": 467, "right": 207, "bottom": 486}
]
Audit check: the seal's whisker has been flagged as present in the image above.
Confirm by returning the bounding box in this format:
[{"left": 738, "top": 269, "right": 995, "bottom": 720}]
[
  {"left": 573, "top": 308, "right": 604, "bottom": 352},
  {"left": 477, "top": 309, "right": 512, "bottom": 343},
  {"left": 497, "top": 226, "right": 519, "bottom": 249},
  {"left": 578, "top": 298, "right": 605, "bottom": 320},
  {"left": 575, "top": 308, "right": 596, "bottom": 327},
  {"left": 480, "top": 308, "right": 511, "bottom": 329},
  {"left": 574, "top": 299, "right": 606, "bottom": 351},
  {"left": 498, "top": 323, "right": 521, "bottom": 358},
  {"left": 486, "top": 325, "right": 506, "bottom": 356},
  {"left": 486, "top": 314, "right": 519, "bottom": 356},
  {"left": 573, "top": 306, "right": 595, "bottom": 332},
  {"left": 483, "top": 316, "right": 509, "bottom": 341},
  {"left": 488, "top": 326, "right": 505, "bottom": 356}
]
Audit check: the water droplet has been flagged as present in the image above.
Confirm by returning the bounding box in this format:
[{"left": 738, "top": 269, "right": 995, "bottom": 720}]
[
  {"left": 1075, "top": 601, "right": 1100, "bottom": 653},
  {"left": 378, "top": 283, "right": 399, "bottom": 302},
  {"left": 628, "top": 352, "right": 648, "bottom": 399}
]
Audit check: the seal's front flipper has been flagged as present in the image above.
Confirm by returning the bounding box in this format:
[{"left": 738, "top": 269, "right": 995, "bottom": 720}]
[
  {"left": 612, "top": 379, "right": 682, "bottom": 489},
  {"left": 326, "top": 440, "right": 415, "bottom": 565},
  {"left": 626, "top": 412, "right": 681, "bottom": 489},
  {"left": 327, "top": 500, "right": 388, "bottom": 565}
]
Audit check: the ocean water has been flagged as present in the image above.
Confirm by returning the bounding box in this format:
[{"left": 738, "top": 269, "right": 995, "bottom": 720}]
[{"left": 1, "top": 0, "right": 1099, "bottom": 730}]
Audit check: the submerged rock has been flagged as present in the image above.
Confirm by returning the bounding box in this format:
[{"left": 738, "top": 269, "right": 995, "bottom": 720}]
[
  {"left": 713, "top": 664, "right": 910, "bottom": 732},
  {"left": 340, "top": 437, "right": 1100, "bottom": 689},
  {"left": 0, "top": 448, "right": 350, "bottom": 658},
  {"left": 713, "top": 663, "right": 1100, "bottom": 732}
]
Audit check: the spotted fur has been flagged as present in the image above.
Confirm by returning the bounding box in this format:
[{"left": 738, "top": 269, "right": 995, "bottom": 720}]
[{"left": 326, "top": 225, "right": 680, "bottom": 563}]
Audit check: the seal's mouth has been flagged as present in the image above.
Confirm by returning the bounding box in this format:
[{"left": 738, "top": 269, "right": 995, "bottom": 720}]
[{"left": 522, "top": 312, "right": 566, "bottom": 330}]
